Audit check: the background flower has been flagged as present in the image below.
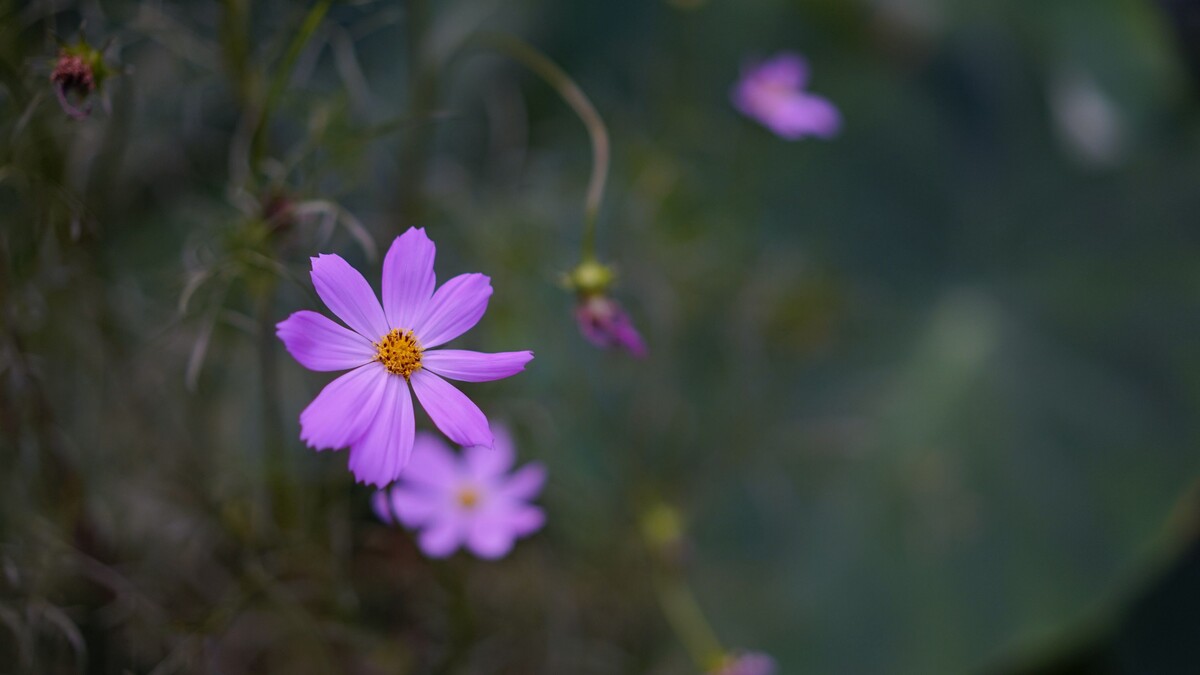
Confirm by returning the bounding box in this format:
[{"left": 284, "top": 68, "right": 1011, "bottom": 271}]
[
  {"left": 731, "top": 52, "right": 840, "bottom": 140},
  {"left": 375, "top": 427, "right": 546, "bottom": 559}
]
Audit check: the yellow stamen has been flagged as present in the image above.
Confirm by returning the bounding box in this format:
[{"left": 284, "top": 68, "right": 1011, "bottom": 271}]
[
  {"left": 456, "top": 487, "right": 480, "bottom": 509},
  {"left": 375, "top": 328, "right": 423, "bottom": 379}
]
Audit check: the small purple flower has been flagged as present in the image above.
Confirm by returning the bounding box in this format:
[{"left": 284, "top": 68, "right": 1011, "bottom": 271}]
[
  {"left": 277, "top": 227, "right": 533, "bottom": 487},
  {"left": 711, "top": 651, "right": 777, "bottom": 675},
  {"left": 575, "top": 295, "right": 647, "bottom": 358},
  {"left": 731, "top": 52, "right": 840, "bottom": 140},
  {"left": 373, "top": 427, "right": 546, "bottom": 559}
]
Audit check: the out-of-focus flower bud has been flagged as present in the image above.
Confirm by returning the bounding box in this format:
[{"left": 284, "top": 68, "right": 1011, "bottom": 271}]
[
  {"left": 564, "top": 259, "right": 647, "bottom": 358},
  {"left": 640, "top": 503, "right": 690, "bottom": 567},
  {"left": 51, "top": 42, "right": 108, "bottom": 119},
  {"left": 575, "top": 294, "right": 648, "bottom": 358}
]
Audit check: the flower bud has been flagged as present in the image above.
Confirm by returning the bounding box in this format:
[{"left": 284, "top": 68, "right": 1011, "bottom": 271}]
[
  {"left": 51, "top": 43, "right": 108, "bottom": 119},
  {"left": 575, "top": 294, "right": 648, "bottom": 358}
]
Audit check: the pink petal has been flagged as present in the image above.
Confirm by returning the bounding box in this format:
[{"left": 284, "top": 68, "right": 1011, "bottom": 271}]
[
  {"left": 497, "top": 462, "right": 547, "bottom": 502},
  {"left": 403, "top": 432, "right": 464, "bottom": 489},
  {"left": 769, "top": 94, "right": 841, "bottom": 140},
  {"left": 465, "top": 516, "right": 517, "bottom": 559},
  {"left": 310, "top": 254, "right": 390, "bottom": 341},
  {"left": 422, "top": 349, "right": 533, "bottom": 382},
  {"left": 414, "top": 273, "right": 492, "bottom": 348},
  {"left": 463, "top": 424, "right": 515, "bottom": 480},
  {"left": 751, "top": 53, "right": 809, "bottom": 89},
  {"left": 418, "top": 513, "right": 466, "bottom": 558},
  {"left": 371, "top": 490, "right": 394, "bottom": 524},
  {"left": 410, "top": 370, "right": 493, "bottom": 448},
  {"left": 505, "top": 504, "right": 546, "bottom": 537},
  {"left": 388, "top": 484, "right": 442, "bottom": 528},
  {"left": 347, "top": 373, "right": 416, "bottom": 487},
  {"left": 381, "top": 227, "right": 436, "bottom": 330},
  {"left": 276, "top": 310, "right": 376, "bottom": 372},
  {"left": 299, "top": 363, "right": 389, "bottom": 450}
]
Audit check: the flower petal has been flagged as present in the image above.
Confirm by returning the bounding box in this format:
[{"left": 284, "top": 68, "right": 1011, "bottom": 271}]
[
  {"left": 410, "top": 370, "right": 493, "bottom": 448},
  {"left": 310, "top": 254, "right": 389, "bottom": 340},
  {"left": 766, "top": 94, "right": 841, "bottom": 140},
  {"left": 277, "top": 310, "right": 376, "bottom": 372},
  {"left": 753, "top": 53, "right": 809, "bottom": 89},
  {"left": 371, "top": 490, "right": 394, "bottom": 524},
  {"left": 465, "top": 516, "right": 517, "bottom": 559},
  {"left": 463, "top": 425, "right": 515, "bottom": 480},
  {"left": 497, "top": 462, "right": 547, "bottom": 502},
  {"left": 465, "top": 504, "right": 545, "bottom": 559},
  {"left": 504, "top": 504, "right": 546, "bottom": 537},
  {"left": 347, "top": 373, "right": 416, "bottom": 487},
  {"left": 422, "top": 349, "right": 533, "bottom": 382},
  {"left": 403, "top": 432, "right": 463, "bottom": 489},
  {"left": 414, "top": 273, "right": 492, "bottom": 348},
  {"left": 299, "top": 363, "right": 389, "bottom": 450},
  {"left": 418, "top": 513, "right": 466, "bottom": 558},
  {"left": 382, "top": 227, "right": 436, "bottom": 330},
  {"left": 388, "top": 484, "right": 443, "bottom": 528}
]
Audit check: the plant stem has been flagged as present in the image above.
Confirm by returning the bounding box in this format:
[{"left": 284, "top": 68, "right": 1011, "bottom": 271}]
[
  {"left": 250, "top": 0, "right": 333, "bottom": 172},
  {"left": 654, "top": 569, "right": 726, "bottom": 671},
  {"left": 472, "top": 33, "right": 610, "bottom": 262}
]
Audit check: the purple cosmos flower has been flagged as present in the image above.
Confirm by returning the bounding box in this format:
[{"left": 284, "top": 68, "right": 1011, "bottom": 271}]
[
  {"left": 277, "top": 227, "right": 533, "bottom": 487},
  {"left": 575, "top": 294, "right": 647, "bottom": 358},
  {"left": 731, "top": 52, "right": 840, "bottom": 140},
  {"left": 372, "top": 427, "right": 546, "bottom": 559},
  {"left": 711, "top": 651, "right": 777, "bottom": 675}
]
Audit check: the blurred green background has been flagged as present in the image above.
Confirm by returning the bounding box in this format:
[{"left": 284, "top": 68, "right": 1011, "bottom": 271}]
[{"left": 3, "top": 0, "right": 1200, "bottom": 673}]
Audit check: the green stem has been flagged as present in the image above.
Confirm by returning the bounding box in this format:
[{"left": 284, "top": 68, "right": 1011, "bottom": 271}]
[
  {"left": 220, "top": 0, "right": 251, "bottom": 104},
  {"left": 250, "top": 0, "right": 333, "bottom": 172},
  {"left": 471, "top": 33, "right": 610, "bottom": 261},
  {"left": 654, "top": 570, "right": 725, "bottom": 671}
]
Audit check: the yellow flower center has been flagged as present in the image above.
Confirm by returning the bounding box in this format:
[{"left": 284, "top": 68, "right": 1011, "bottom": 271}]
[
  {"left": 374, "top": 328, "right": 423, "bottom": 379},
  {"left": 456, "top": 487, "right": 481, "bottom": 509}
]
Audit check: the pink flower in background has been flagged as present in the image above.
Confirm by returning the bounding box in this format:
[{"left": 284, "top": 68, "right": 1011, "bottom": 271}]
[
  {"left": 373, "top": 428, "right": 546, "bottom": 559},
  {"left": 277, "top": 227, "right": 533, "bottom": 487},
  {"left": 575, "top": 294, "right": 648, "bottom": 358},
  {"left": 711, "top": 651, "right": 777, "bottom": 675},
  {"left": 731, "top": 52, "right": 840, "bottom": 140}
]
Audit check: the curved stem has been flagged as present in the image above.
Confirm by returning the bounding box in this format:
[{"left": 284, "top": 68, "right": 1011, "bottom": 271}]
[{"left": 471, "top": 33, "right": 610, "bottom": 261}]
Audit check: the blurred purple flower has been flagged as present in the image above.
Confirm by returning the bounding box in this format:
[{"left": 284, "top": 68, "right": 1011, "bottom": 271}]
[
  {"left": 731, "top": 52, "right": 840, "bottom": 140},
  {"left": 277, "top": 227, "right": 533, "bottom": 487},
  {"left": 711, "top": 651, "right": 777, "bottom": 675},
  {"left": 373, "top": 427, "right": 546, "bottom": 559},
  {"left": 575, "top": 294, "right": 647, "bottom": 358}
]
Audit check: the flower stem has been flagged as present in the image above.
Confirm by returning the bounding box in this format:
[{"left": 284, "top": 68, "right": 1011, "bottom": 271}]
[
  {"left": 654, "top": 572, "right": 726, "bottom": 671},
  {"left": 641, "top": 506, "right": 726, "bottom": 670},
  {"left": 250, "top": 0, "right": 333, "bottom": 172},
  {"left": 472, "top": 33, "right": 610, "bottom": 262}
]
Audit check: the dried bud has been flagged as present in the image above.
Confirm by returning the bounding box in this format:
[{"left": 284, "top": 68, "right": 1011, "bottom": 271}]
[
  {"left": 51, "top": 43, "right": 107, "bottom": 119},
  {"left": 261, "top": 190, "right": 296, "bottom": 234}
]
